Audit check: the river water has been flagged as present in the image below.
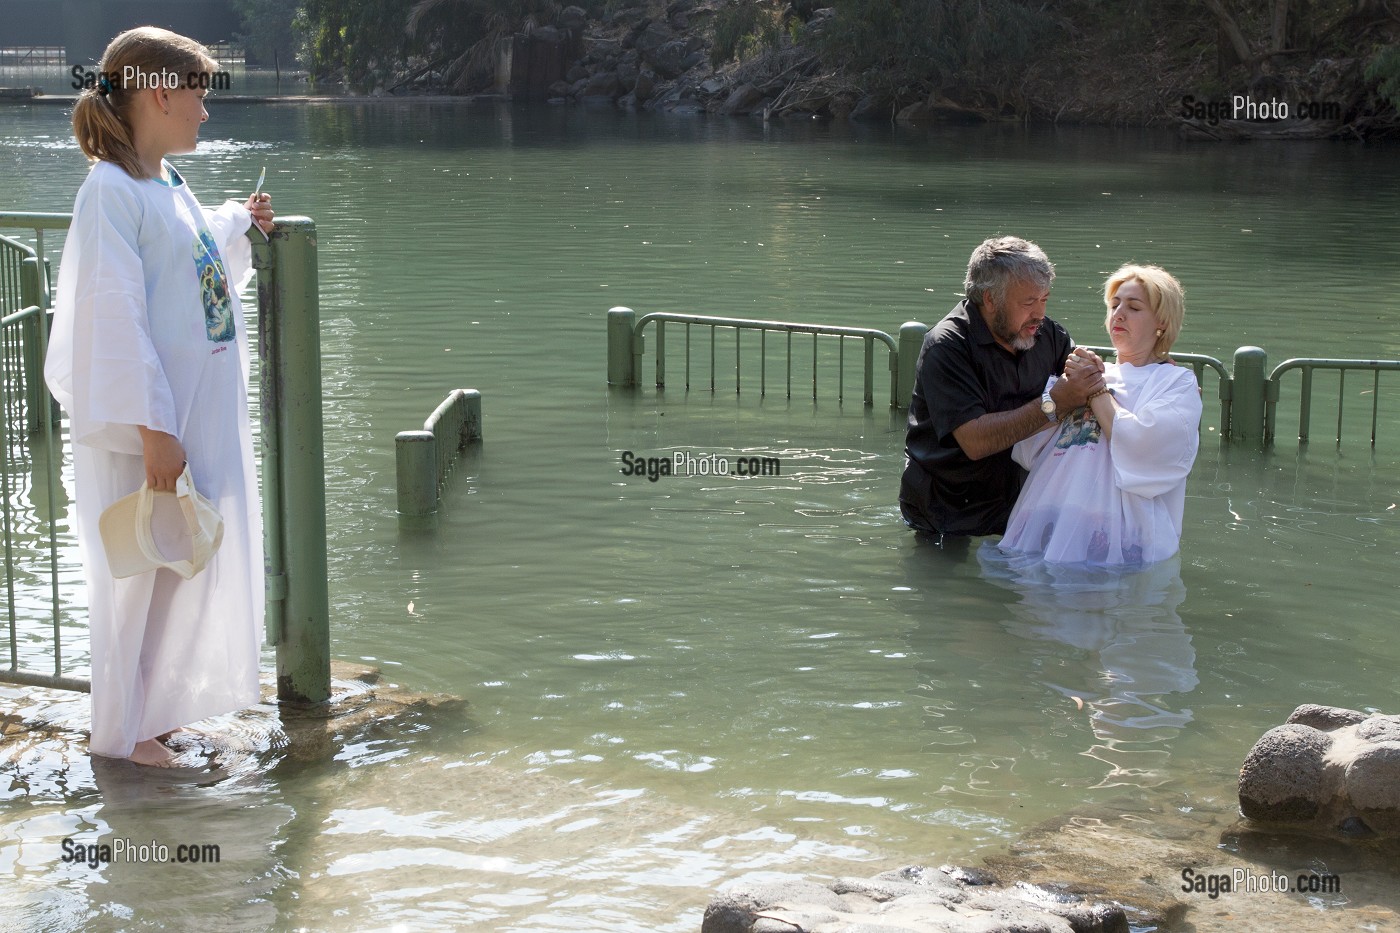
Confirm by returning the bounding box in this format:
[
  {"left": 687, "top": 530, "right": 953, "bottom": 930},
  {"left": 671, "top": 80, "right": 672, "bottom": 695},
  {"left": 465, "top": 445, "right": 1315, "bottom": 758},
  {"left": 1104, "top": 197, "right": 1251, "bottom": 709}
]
[{"left": 2, "top": 94, "right": 1399, "bottom": 930}]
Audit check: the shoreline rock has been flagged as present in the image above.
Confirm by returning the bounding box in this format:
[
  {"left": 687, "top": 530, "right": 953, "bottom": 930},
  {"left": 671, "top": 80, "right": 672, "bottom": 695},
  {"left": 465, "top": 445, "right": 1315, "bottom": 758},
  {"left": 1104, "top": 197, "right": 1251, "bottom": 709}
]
[
  {"left": 702, "top": 865, "right": 1130, "bottom": 933},
  {"left": 1239, "top": 703, "right": 1400, "bottom": 838}
]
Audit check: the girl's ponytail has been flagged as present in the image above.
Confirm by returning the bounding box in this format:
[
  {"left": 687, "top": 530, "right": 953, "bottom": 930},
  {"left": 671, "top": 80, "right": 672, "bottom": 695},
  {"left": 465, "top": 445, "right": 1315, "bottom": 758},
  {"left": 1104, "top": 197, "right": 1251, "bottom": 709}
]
[{"left": 72, "top": 84, "right": 144, "bottom": 178}]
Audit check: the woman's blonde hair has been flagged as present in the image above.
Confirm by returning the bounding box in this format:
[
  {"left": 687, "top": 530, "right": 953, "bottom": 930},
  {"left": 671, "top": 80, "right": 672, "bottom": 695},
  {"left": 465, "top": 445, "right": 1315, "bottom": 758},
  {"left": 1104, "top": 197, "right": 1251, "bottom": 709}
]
[
  {"left": 1103, "top": 264, "right": 1186, "bottom": 356},
  {"left": 71, "top": 27, "right": 218, "bottom": 179}
]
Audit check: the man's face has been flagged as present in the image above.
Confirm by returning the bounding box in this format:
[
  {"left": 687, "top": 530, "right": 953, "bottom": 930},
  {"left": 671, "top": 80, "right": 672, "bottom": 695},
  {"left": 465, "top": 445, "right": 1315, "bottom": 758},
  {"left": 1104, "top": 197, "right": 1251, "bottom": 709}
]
[{"left": 987, "top": 279, "right": 1050, "bottom": 351}]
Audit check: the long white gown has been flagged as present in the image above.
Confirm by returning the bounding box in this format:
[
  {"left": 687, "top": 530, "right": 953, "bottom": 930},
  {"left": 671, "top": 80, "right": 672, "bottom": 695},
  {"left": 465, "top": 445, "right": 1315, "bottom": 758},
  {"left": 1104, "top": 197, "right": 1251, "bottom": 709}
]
[
  {"left": 45, "top": 160, "right": 263, "bottom": 758},
  {"left": 997, "top": 361, "right": 1202, "bottom": 566}
]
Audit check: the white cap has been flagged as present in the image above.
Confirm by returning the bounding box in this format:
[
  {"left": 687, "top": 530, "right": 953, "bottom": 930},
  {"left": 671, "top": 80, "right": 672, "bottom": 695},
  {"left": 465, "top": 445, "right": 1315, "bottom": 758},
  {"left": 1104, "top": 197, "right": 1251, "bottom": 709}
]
[{"left": 98, "top": 465, "right": 224, "bottom": 579}]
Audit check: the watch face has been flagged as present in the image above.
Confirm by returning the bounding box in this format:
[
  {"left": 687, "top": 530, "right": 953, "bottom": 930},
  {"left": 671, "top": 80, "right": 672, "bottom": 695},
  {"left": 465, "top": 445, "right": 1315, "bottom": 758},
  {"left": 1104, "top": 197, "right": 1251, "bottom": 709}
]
[{"left": 1041, "top": 397, "right": 1055, "bottom": 414}]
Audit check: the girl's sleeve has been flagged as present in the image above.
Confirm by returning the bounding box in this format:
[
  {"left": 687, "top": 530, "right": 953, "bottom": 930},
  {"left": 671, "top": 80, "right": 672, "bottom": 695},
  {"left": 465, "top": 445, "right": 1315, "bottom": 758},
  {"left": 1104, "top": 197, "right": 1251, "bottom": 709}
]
[
  {"left": 46, "top": 170, "right": 178, "bottom": 455},
  {"left": 204, "top": 200, "right": 256, "bottom": 291},
  {"left": 1109, "top": 368, "right": 1203, "bottom": 499}
]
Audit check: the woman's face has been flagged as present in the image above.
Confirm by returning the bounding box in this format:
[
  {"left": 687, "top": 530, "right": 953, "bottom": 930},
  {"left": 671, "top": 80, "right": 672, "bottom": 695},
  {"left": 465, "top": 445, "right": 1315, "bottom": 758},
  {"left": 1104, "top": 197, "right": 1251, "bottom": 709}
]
[{"left": 1107, "top": 279, "right": 1159, "bottom": 362}]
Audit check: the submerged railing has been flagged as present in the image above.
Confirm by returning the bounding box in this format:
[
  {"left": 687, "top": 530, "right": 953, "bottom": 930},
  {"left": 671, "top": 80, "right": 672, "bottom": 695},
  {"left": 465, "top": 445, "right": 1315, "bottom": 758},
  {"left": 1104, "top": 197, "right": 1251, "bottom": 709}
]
[
  {"left": 395, "top": 388, "right": 484, "bottom": 516},
  {"left": 607, "top": 308, "right": 913, "bottom": 407},
  {"left": 609, "top": 310, "right": 1400, "bottom": 446},
  {"left": 1265, "top": 359, "right": 1400, "bottom": 445},
  {"left": 0, "top": 211, "right": 332, "bottom": 703}
]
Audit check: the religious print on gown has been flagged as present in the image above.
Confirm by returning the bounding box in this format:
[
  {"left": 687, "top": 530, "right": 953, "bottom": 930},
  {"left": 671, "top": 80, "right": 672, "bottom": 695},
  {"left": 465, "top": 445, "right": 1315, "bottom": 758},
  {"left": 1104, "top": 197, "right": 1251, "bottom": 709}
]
[
  {"left": 44, "top": 160, "right": 264, "bottom": 759},
  {"left": 997, "top": 361, "right": 1202, "bottom": 566}
]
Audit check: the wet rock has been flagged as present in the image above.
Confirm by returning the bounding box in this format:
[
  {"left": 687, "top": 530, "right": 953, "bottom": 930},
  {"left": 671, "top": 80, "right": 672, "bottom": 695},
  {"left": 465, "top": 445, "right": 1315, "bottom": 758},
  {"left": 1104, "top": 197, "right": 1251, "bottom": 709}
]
[
  {"left": 558, "top": 5, "right": 588, "bottom": 31},
  {"left": 703, "top": 865, "right": 1129, "bottom": 933},
  {"left": 649, "top": 37, "right": 701, "bottom": 79},
  {"left": 583, "top": 71, "right": 622, "bottom": 98},
  {"left": 1239, "top": 704, "right": 1400, "bottom": 837},
  {"left": 633, "top": 68, "right": 656, "bottom": 102},
  {"left": 717, "top": 83, "right": 765, "bottom": 115},
  {"left": 850, "top": 93, "right": 891, "bottom": 121}
]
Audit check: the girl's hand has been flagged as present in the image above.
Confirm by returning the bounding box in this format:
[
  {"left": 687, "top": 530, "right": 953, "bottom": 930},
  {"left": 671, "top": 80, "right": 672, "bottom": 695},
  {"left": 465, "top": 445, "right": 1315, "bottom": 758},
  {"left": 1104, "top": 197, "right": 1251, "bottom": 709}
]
[
  {"left": 138, "top": 427, "right": 187, "bottom": 492},
  {"left": 245, "top": 192, "right": 275, "bottom": 234}
]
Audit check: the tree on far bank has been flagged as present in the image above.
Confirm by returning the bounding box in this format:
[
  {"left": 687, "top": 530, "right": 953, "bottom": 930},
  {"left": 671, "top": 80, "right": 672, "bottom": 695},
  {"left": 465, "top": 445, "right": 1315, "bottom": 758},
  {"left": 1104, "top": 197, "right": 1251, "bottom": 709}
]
[{"left": 232, "top": 0, "right": 305, "bottom": 70}]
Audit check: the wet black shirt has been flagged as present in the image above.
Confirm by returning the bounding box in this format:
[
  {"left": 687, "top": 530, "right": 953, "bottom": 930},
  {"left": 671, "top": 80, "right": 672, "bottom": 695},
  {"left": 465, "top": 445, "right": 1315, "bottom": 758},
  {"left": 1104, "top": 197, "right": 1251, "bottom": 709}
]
[{"left": 899, "top": 300, "right": 1073, "bottom": 536}]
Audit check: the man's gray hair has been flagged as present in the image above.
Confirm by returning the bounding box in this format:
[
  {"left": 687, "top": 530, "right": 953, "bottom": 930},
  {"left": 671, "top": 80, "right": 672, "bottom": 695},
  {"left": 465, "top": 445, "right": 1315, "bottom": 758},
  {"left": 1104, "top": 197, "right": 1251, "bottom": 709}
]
[{"left": 963, "top": 236, "right": 1055, "bottom": 308}]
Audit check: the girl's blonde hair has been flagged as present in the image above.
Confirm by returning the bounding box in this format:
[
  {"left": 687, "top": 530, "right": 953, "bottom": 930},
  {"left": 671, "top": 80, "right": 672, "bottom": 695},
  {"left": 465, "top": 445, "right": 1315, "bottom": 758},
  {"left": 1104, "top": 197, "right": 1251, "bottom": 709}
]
[
  {"left": 1103, "top": 264, "right": 1186, "bottom": 357},
  {"left": 72, "top": 27, "right": 219, "bottom": 179}
]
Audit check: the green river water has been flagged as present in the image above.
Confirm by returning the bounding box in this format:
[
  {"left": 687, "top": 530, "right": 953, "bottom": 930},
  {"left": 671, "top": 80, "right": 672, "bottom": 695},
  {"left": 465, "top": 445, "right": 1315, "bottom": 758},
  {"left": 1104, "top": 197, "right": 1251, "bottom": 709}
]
[{"left": 2, "top": 90, "right": 1399, "bottom": 931}]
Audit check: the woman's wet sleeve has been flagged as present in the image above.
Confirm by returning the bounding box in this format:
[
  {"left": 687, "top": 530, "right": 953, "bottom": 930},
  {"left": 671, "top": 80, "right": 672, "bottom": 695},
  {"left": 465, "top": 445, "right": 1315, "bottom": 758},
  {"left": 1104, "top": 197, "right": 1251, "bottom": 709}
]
[{"left": 1109, "top": 368, "right": 1203, "bottom": 499}]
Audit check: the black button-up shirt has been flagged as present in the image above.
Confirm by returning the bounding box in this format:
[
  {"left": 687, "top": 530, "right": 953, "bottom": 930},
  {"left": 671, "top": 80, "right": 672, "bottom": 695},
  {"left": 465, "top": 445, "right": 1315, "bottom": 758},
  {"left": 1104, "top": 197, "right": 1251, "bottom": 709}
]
[{"left": 899, "top": 299, "right": 1073, "bottom": 536}]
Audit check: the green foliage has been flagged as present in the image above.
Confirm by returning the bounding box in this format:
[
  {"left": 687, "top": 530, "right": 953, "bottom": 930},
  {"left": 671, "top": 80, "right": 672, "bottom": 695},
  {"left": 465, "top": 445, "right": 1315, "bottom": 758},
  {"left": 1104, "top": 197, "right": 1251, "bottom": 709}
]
[
  {"left": 1366, "top": 44, "right": 1400, "bottom": 111},
  {"left": 816, "top": 0, "right": 1059, "bottom": 95},
  {"left": 302, "top": 0, "right": 418, "bottom": 90},
  {"left": 231, "top": 0, "right": 305, "bottom": 69},
  {"left": 710, "top": 0, "right": 792, "bottom": 67}
]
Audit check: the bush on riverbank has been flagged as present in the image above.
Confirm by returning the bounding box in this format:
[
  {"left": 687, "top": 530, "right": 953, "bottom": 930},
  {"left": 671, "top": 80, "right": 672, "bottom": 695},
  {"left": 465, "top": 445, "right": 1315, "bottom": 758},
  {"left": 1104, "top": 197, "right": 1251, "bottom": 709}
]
[{"left": 292, "top": 0, "right": 1400, "bottom": 137}]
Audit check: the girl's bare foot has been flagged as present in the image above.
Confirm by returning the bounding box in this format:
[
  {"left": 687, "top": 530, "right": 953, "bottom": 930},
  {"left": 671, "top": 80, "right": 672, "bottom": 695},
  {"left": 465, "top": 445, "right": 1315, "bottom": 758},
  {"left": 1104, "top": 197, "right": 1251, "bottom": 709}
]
[{"left": 128, "top": 738, "right": 176, "bottom": 767}]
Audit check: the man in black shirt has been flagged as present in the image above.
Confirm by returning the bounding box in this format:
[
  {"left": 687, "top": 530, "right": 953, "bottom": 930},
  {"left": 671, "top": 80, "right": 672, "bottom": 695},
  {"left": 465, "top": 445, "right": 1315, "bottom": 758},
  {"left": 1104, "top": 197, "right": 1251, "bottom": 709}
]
[{"left": 900, "top": 236, "right": 1104, "bottom": 538}]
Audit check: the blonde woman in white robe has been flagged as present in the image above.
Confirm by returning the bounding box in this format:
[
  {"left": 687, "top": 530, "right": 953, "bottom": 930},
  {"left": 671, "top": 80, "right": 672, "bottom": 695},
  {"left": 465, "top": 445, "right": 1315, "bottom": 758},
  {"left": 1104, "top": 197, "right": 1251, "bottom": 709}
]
[
  {"left": 996, "top": 265, "right": 1202, "bottom": 566},
  {"left": 45, "top": 27, "right": 275, "bottom": 765}
]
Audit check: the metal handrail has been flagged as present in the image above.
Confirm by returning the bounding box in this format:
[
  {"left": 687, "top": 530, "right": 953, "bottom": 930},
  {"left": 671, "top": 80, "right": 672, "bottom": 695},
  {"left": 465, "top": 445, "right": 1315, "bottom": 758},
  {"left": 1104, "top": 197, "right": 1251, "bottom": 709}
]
[
  {"left": 1265, "top": 358, "right": 1400, "bottom": 444},
  {"left": 631, "top": 311, "right": 899, "bottom": 407}
]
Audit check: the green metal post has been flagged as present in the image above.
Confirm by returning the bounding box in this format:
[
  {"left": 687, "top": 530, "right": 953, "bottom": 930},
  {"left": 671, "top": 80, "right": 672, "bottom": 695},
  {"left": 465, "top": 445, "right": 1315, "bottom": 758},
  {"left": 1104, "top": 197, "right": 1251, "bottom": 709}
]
[
  {"left": 896, "top": 322, "right": 928, "bottom": 410},
  {"left": 396, "top": 430, "right": 439, "bottom": 515},
  {"left": 255, "top": 219, "right": 330, "bottom": 704},
  {"left": 19, "top": 257, "right": 48, "bottom": 433},
  {"left": 1231, "top": 346, "right": 1267, "bottom": 446},
  {"left": 607, "top": 307, "right": 637, "bottom": 386},
  {"left": 461, "top": 388, "right": 483, "bottom": 441}
]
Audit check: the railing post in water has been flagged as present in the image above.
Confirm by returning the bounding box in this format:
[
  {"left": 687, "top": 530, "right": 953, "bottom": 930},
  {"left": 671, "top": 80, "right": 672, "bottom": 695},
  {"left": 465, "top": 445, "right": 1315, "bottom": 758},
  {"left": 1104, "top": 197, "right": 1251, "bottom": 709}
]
[
  {"left": 19, "top": 256, "right": 54, "bottom": 433},
  {"left": 253, "top": 219, "right": 331, "bottom": 705},
  {"left": 396, "top": 430, "right": 438, "bottom": 516},
  {"left": 1231, "top": 346, "right": 1268, "bottom": 445},
  {"left": 607, "top": 306, "right": 636, "bottom": 386},
  {"left": 896, "top": 322, "right": 928, "bottom": 410}
]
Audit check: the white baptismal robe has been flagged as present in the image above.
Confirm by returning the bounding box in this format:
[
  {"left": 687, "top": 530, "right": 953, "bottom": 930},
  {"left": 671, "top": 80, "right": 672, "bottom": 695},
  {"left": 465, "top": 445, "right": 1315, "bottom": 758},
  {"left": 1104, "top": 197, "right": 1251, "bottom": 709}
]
[
  {"left": 45, "top": 160, "right": 263, "bottom": 758},
  {"left": 999, "top": 361, "right": 1202, "bottom": 566}
]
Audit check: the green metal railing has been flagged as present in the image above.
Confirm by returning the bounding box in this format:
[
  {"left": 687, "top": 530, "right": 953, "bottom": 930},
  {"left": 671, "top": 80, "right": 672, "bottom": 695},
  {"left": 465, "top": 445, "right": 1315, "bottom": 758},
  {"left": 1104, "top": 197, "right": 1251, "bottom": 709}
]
[
  {"left": 608, "top": 309, "right": 1400, "bottom": 447},
  {"left": 0, "top": 212, "right": 331, "bottom": 704},
  {"left": 1265, "top": 358, "right": 1400, "bottom": 445},
  {"left": 0, "top": 234, "right": 78, "bottom": 692},
  {"left": 395, "top": 388, "right": 484, "bottom": 516},
  {"left": 607, "top": 307, "right": 911, "bottom": 407}
]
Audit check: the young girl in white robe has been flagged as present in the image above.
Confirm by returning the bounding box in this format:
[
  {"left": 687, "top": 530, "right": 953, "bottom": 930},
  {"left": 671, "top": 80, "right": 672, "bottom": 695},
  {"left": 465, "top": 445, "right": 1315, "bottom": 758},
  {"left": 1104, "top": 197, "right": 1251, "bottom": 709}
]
[
  {"left": 996, "top": 265, "right": 1202, "bottom": 567},
  {"left": 45, "top": 27, "right": 275, "bottom": 766}
]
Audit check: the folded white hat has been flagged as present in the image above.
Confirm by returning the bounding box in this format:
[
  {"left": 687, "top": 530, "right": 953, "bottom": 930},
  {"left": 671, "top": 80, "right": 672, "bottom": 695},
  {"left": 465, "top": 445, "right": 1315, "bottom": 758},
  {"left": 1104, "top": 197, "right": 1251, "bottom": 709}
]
[{"left": 98, "top": 465, "right": 224, "bottom": 579}]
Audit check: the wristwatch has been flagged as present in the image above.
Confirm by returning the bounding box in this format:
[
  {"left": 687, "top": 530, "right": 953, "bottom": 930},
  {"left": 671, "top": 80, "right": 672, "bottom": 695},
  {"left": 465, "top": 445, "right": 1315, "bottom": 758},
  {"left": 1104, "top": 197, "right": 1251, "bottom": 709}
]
[{"left": 1040, "top": 376, "right": 1058, "bottom": 422}]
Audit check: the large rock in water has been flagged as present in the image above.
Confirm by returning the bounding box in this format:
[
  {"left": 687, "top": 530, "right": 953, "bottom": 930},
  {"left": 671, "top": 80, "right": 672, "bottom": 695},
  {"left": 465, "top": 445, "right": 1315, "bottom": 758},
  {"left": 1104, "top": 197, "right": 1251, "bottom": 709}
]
[
  {"left": 1239, "top": 704, "right": 1400, "bottom": 836},
  {"left": 702, "top": 865, "right": 1128, "bottom": 933}
]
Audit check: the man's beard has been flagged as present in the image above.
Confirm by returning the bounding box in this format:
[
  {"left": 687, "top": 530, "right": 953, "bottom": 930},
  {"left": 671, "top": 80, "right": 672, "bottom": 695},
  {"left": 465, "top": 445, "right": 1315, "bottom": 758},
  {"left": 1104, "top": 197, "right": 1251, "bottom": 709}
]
[{"left": 993, "top": 306, "right": 1039, "bottom": 351}]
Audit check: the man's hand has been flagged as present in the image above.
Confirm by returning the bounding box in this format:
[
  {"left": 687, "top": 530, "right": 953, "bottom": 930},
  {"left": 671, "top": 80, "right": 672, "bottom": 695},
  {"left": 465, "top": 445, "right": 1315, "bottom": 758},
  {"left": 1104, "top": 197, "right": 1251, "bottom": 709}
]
[
  {"left": 138, "top": 427, "right": 186, "bottom": 492},
  {"left": 1054, "top": 348, "right": 1106, "bottom": 411}
]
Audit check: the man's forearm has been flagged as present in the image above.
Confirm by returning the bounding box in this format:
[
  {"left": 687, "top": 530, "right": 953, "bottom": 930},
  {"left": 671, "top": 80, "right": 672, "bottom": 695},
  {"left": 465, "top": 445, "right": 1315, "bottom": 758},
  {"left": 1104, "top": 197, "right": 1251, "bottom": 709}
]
[{"left": 951, "top": 399, "right": 1048, "bottom": 461}]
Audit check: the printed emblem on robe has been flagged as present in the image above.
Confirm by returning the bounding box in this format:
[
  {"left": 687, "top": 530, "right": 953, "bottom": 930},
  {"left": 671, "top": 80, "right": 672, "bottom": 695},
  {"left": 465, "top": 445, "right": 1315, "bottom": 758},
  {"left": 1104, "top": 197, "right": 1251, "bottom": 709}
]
[
  {"left": 1054, "top": 407, "right": 1102, "bottom": 449},
  {"left": 193, "top": 229, "right": 235, "bottom": 343}
]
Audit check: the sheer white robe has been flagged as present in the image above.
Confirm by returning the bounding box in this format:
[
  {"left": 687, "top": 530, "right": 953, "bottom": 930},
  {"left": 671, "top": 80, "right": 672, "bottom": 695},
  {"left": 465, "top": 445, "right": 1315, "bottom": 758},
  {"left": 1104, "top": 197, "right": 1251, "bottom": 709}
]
[
  {"left": 998, "top": 361, "right": 1202, "bottom": 566},
  {"left": 45, "top": 160, "right": 263, "bottom": 758}
]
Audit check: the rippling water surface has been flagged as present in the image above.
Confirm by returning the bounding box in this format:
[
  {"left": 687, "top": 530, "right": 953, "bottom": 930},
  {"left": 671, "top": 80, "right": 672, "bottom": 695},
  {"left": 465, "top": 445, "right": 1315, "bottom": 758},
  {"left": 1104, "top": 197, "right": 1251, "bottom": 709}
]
[{"left": 2, "top": 97, "right": 1399, "bottom": 930}]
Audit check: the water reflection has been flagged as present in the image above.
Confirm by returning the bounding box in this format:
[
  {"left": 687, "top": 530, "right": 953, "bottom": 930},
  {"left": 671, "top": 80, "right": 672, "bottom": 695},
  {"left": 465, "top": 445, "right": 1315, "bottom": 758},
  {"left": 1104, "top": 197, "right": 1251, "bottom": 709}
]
[{"left": 978, "top": 551, "right": 1197, "bottom": 790}]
